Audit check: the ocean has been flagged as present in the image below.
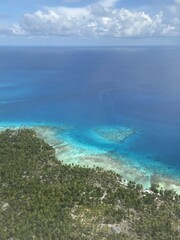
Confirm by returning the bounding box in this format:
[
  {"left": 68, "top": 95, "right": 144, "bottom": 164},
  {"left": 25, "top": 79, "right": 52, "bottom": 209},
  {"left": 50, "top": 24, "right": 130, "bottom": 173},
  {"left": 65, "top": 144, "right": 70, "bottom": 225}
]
[{"left": 0, "top": 46, "right": 180, "bottom": 191}]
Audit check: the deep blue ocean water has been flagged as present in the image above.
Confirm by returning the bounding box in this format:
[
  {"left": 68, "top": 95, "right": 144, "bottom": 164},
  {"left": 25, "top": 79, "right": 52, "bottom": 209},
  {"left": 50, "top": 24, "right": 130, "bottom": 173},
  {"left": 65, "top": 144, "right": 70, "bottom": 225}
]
[{"left": 0, "top": 47, "right": 180, "bottom": 187}]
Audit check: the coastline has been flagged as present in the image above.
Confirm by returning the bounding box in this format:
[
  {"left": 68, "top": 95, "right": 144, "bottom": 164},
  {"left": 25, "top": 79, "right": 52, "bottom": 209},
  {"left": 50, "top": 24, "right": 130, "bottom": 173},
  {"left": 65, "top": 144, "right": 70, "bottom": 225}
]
[{"left": 0, "top": 122, "right": 180, "bottom": 194}]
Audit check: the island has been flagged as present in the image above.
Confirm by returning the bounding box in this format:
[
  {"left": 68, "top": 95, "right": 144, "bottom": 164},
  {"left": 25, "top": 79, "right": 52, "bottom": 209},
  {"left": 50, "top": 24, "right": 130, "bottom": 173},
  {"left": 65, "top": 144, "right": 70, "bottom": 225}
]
[{"left": 0, "top": 129, "right": 180, "bottom": 239}]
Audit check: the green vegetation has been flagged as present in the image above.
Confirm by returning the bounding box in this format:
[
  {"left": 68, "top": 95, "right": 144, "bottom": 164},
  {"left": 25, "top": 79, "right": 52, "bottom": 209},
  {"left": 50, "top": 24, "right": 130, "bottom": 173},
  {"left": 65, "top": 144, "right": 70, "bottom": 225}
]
[{"left": 0, "top": 129, "right": 180, "bottom": 239}]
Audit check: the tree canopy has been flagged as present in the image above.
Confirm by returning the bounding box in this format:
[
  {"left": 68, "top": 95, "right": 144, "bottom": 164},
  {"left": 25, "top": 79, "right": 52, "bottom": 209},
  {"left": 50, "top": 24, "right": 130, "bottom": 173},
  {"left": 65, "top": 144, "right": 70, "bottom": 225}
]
[{"left": 0, "top": 129, "right": 180, "bottom": 239}]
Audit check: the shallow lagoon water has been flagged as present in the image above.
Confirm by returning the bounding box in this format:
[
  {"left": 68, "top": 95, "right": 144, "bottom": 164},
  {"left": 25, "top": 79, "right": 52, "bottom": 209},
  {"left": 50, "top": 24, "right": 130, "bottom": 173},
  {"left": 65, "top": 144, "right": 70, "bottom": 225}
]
[{"left": 0, "top": 47, "right": 180, "bottom": 192}]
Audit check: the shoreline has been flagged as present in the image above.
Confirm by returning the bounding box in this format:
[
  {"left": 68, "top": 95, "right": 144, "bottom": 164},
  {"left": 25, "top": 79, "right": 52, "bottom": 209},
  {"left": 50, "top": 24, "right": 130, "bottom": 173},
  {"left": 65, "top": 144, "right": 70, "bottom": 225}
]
[{"left": 0, "top": 123, "right": 180, "bottom": 194}]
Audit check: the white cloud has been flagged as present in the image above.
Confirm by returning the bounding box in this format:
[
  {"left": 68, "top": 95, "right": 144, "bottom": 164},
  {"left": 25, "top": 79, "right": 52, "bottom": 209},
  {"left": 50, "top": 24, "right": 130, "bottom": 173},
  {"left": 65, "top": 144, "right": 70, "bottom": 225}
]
[
  {"left": 0, "top": 2, "right": 178, "bottom": 38},
  {"left": 166, "top": 0, "right": 180, "bottom": 35},
  {"left": 14, "top": 4, "right": 174, "bottom": 38},
  {"left": 171, "top": 17, "right": 180, "bottom": 34}
]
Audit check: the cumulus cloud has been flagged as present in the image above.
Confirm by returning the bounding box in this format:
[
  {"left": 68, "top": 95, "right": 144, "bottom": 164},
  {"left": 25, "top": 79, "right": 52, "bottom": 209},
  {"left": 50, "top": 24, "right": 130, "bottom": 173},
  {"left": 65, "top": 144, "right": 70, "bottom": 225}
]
[
  {"left": 0, "top": 23, "right": 26, "bottom": 36},
  {"left": 0, "top": 1, "right": 177, "bottom": 38},
  {"left": 166, "top": 0, "right": 180, "bottom": 35}
]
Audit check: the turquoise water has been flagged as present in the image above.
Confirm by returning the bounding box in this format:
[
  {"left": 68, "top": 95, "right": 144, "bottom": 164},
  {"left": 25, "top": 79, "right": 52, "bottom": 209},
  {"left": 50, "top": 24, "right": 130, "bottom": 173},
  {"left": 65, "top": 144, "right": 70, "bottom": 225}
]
[{"left": 0, "top": 47, "right": 180, "bottom": 191}]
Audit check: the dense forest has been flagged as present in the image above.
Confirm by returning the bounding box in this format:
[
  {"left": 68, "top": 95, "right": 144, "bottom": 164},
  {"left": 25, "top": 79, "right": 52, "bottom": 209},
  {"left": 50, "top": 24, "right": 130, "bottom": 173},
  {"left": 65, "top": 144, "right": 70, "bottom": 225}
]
[{"left": 0, "top": 129, "right": 180, "bottom": 239}]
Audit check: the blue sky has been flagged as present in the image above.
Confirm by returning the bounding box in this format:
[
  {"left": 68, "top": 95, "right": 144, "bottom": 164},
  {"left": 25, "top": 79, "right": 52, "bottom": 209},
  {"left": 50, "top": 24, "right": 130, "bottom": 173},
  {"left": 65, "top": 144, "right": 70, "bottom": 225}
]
[{"left": 0, "top": 0, "right": 180, "bottom": 45}]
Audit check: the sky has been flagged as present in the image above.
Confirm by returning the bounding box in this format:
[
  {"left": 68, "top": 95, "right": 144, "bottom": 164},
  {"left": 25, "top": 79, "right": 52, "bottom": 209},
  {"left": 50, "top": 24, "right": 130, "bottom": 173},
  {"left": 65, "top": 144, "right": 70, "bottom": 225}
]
[{"left": 0, "top": 0, "right": 180, "bottom": 45}]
